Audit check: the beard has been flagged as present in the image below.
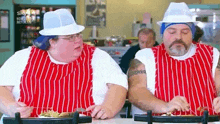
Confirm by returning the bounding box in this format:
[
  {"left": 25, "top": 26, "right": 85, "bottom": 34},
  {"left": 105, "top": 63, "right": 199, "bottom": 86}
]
[{"left": 168, "top": 39, "right": 189, "bottom": 56}]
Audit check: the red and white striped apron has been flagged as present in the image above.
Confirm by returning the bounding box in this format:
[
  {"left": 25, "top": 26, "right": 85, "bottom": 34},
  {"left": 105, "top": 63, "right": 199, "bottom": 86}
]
[
  {"left": 152, "top": 43, "right": 218, "bottom": 116},
  {"left": 18, "top": 44, "right": 95, "bottom": 117}
]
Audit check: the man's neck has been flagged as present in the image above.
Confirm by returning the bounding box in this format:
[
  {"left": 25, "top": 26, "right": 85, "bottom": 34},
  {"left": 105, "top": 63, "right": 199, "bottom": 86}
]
[{"left": 47, "top": 50, "right": 77, "bottom": 64}]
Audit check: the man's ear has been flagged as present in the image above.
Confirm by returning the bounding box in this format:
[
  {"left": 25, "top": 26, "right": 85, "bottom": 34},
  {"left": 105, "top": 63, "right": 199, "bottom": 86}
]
[{"left": 49, "top": 39, "right": 56, "bottom": 48}]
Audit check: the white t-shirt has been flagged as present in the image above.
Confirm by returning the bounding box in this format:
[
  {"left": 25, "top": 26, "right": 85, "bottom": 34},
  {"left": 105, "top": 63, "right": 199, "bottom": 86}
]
[
  {"left": 0, "top": 47, "right": 128, "bottom": 121},
  {"left": 132, "top": 44, "right": 220, "bottom": 116}
]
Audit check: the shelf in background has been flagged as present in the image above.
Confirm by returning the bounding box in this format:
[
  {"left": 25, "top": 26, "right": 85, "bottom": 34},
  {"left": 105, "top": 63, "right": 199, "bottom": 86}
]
[{"left": 0, "top": 48, "right": 11, "bottom": 53}]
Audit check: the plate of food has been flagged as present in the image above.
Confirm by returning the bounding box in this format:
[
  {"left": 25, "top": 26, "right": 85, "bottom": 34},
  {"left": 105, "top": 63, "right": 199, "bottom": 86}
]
[
  {"left": 134, "top": 110, "right": 219, "bottom": 123},
  {"left": 3, "top": 111, "right": 92, "bottom": 124},
  {"left": 39, "top": 110, "right": 86, "bottom": 118}
]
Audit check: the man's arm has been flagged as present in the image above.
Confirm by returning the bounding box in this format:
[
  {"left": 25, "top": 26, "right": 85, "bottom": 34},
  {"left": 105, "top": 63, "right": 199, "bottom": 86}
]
[
  {"left": 0, "top": 86, "right": 16, "bottom": 115},
  {"left": 213, "top": 56, "right": 220, "bottom": 113},
  {"left": 215, "top": 57, "right": 220, "bottom": 95},
  {"left": 102, "top": 83, "right": 127, "bottom": 116},
  {"left": 127, "top": 59, "right": 168, "bottom": 113},
  {"left": 86, "top": 84, "right": 127, "bottom": 119},
  {"left": 128, "top": 59, "right": 190, "bottom": 113},
  {"left": 0, "top": 86, "right": 33, "bottom": 117}
]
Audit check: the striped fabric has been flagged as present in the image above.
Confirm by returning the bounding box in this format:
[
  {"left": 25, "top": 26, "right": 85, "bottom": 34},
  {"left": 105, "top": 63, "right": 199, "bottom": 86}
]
[
  {"left": 152, "top": 43, "right": 217, "bottom": 116},
  {"left": 18, "top": 44, "right": 95, "bottom": 117}
]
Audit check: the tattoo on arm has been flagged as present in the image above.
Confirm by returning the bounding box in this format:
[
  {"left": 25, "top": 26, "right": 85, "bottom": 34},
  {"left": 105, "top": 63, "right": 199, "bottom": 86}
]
[
  {"left": 128, "top": 59, "right": 146, "bottom": 78},
  {"left": 129, "top": 59, "right": 142, "bottom": 69},
  {"left": 128, "top": 70, "right": 146, "bottom": 78}
]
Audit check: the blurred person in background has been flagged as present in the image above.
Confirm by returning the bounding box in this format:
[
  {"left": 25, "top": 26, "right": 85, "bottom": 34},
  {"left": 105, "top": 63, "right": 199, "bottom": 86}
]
[
  {"left": 0, "top": 9, "right": 127, "bottom": 122},
  {"left": 119, "top": 28, "right": 159, "bottom": 74},
  {"left": 193, "top": 25, "right": 204, "bottom": 43}
]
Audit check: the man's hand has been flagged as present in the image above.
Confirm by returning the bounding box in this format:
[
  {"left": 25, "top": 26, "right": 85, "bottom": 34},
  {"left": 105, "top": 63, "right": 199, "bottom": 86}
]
[
  {"left": 86, "top": 105, "right": 113, "bottom": 119},
  {"left": 165, "top": 96, "right": 190, "bottom": 113},
  {"left": 213, "top": 97, "right": 220, "bottom": 113},
  {"left": 7, "top": 102, "right": 33, "bottom": 118}
]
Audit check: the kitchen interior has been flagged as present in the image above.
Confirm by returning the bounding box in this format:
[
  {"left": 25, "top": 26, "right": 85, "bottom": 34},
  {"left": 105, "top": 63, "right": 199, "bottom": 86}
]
[{"left": 0, "top": 0, "right": 220, "bottom": 123}]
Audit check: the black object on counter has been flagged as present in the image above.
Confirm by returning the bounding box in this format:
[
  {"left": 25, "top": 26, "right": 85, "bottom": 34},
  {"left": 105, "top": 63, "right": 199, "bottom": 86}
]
[
  {"left": 15, "top": 112, "right": 21, "bottom": 124},
  {"left": 3, "top": 112, "right": 92, "bottom": 124},
  {"left": 134, "top": 110, "right": 219, "bottom": 124}
]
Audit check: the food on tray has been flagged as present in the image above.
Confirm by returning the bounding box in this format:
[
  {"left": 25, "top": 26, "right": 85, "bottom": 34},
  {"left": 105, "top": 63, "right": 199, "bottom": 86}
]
[
  {"left": 161, "top": 114, "right": 196, "bottom": 117},
  {"left": 162, "top": 111, "right": 196, "bottom": 117},
  {"left": 181, "top": 114, "right": 195, "bottom": 117},
  {"left": 39, "top": 110, "right": 74, "bottom": 118},
  {"left": 161, "top": 106, "right": 210, "bottom": 117},
  {"left": 166, "top": 112, "right": 172, "bottom": 116},
  {"left": 197, "top": 107, "right": 206, "bottom": 112},
  {"left": 161, "top": 112, "right": 173, "bottom": 116}
]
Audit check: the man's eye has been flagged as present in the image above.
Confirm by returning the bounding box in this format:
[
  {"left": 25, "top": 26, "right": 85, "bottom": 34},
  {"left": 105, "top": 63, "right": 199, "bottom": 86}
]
[
  {"left": 167, "top": 29, "right": 176, "bottom": 34},
  {"left": 182, "top": 30, "right": 190, "bottom": 34},
  {"left": 169, "top": 31, "right": 176, "bottom": 34},
  {"left": 66, "top": 36, "right": 72, "bottom": 39},
  {"left": 63, "top": 37, "right": 71, "bottom": 40}
]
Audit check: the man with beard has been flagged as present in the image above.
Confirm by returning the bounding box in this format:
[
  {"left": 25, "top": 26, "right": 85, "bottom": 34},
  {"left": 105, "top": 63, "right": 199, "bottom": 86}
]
[{"left": 128, "top": 2, "right": 220, "bottom": 116}]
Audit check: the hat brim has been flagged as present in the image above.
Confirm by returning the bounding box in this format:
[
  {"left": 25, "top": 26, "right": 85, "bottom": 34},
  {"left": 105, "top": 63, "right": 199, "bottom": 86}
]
[
  {"left": 39, "top": 24, "right": 85, "bottom": 36},
  {"left": 157, "top": 15, "right": 199, "bottom": 26},
  {"left": 157, "top": 21, "right": 199, "bottom": 26}
]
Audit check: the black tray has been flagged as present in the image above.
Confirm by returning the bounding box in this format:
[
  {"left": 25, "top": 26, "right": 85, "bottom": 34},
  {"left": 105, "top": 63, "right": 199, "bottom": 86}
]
[
  {"left": 134, "top": 110, "right": 219, "bottom": 124},
  {"left": 3, "top": 112, "right": 92, "bottom": 124}
]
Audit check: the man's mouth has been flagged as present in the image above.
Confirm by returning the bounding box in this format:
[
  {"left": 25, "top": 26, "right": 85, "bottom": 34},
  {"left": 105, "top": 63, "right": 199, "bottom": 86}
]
[
  {"left": 169, "top": 40, "right": 187, "bottom": 49},
  {"left": 75, "top": 46, "right": 80, "bottom": 49},
  {"left": 172, "top": 43, "right": 184, "bottom": 47}
]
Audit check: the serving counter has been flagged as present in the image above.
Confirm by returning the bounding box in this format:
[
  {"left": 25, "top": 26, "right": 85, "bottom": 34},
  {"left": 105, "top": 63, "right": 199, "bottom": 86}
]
[
  {"left": 85, "top": 118, "right": 220, "bottom": 124},
  {"left": 3, "top": 111, "right": 220, "bottom": 124},
  {"left": 84, "top": 118, "right": 144, "bottom": 124}
]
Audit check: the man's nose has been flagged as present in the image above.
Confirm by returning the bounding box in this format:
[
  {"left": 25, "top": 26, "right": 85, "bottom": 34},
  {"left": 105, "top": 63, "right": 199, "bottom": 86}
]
[{"left": 175, "top": 32, "right": 182, "bottom": 40}]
